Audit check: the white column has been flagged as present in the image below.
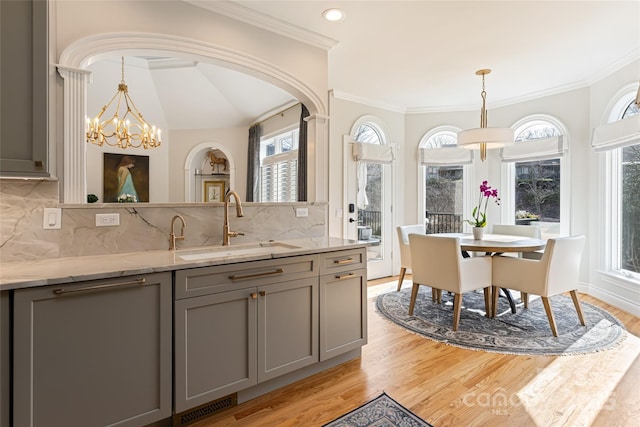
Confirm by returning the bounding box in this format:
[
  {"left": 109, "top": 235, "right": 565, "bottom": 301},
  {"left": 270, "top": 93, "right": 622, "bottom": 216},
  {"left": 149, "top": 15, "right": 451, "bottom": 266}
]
[
  {"left": 305, "top": 114, "right": 329, "bottom": 203},
  {"left": 57, "top": 66, "right": 90, "bottom": 204}
]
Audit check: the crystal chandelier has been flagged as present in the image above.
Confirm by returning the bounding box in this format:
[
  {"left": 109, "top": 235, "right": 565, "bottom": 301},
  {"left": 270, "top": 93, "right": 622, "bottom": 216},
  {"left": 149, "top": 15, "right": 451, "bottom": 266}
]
[
  {"left": 86, "top": 57, "right": 161, "bottom": 149},
  {"left": 457, "top": 69, "right": 513, "bottom": 161}
]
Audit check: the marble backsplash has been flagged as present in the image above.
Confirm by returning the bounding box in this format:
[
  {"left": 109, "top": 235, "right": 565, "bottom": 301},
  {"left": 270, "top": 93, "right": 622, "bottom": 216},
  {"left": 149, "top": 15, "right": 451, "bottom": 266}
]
[{"left": 0, "top": 180, "right": 327, "bottom": 262}]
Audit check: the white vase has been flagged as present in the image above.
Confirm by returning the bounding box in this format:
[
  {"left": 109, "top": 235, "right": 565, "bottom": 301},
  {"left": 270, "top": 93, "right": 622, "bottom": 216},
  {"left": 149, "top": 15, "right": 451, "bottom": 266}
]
[{"left": 472, "top": 226, "right": 485, "bottom": 240}]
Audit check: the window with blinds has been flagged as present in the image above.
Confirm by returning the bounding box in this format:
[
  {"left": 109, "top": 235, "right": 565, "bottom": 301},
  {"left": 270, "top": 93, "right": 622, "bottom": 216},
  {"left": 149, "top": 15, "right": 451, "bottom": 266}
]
[{"left": 259, "top": 128, "right": 299, "bottom": 202}]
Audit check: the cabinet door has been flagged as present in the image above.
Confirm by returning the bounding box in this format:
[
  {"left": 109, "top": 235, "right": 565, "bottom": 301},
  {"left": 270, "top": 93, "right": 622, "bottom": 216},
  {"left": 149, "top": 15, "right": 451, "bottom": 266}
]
[
  {"left": 174, "top": 288, "right": 258, "bottom": 413},
  {"left": 0, "top": 0, "right": 49, "bottom": 176},
  {"left": 0, "top": 292, "right": 8, "bottom": 427},
  {"left": 258, "top": 277, "right": 319, "bottom": 382},
  {"left": 320, "top": 268, "right": 368, "bottom": 361},
  {"left": 13, "top": 273, "right": 172, "bottom": 427}
]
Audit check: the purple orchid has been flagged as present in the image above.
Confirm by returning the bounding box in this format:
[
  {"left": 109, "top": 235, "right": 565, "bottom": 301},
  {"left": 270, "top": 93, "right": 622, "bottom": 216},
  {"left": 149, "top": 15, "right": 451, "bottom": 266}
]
[{"left": 465, "top": 180, "right": 501, "bottom": 228}]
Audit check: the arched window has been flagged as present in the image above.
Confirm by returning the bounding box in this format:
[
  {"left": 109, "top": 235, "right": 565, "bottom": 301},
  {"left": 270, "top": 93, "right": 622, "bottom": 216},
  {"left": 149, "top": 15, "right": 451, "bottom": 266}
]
[
  {"left": 514, "top": 120, "right": 561, "bottom": 141},
  {"left": 418, "top": 128, "right": 471, "bottom": 233},
  {"left": 501, "top": 116, "right": 568, "bottom": 239},
  {"left": 595, "top": 86, "right": 640, "bottom": 276},
  {"left": 619, "top": 98, "right": 639, "bottom": 274},
  {"left": 355, "top": 123, "right": 384, "bottom": 145}
]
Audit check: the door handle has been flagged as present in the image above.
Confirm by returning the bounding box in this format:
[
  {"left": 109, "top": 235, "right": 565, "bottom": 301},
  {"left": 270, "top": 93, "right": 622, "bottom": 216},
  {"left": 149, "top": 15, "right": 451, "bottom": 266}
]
[{"left": 349, "top": 218, "right": 356, "bottom": 223}]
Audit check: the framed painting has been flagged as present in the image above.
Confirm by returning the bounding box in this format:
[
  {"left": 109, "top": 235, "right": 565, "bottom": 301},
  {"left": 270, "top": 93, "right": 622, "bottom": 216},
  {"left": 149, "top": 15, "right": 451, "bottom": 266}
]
[
  {"left": 103, "top": 153, "right": 150, "bottom": 203},
  {"left": 204, "top": 180, "right": 225, "bottom": 202}
]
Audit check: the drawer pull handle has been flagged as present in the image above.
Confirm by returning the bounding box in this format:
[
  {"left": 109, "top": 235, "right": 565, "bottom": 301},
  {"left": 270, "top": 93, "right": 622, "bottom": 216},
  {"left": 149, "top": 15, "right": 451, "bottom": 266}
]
[
  {"left": 53, "top": 278, "right": 146, "bottom": 295},
  {"left": 334, "top": 258, "right": 354, "bottom": 265},
  {"left": 229, "top": 268, "right": 284, "bottom": 281},
  {"left": 335, "top": 273, "right": 355, "bottom": 280},
  {"left": 259, "top": 291, "right": 266, "bottom": 297},
  {"left": 250, "top": 292, "right": 258, "bottom": 299}
]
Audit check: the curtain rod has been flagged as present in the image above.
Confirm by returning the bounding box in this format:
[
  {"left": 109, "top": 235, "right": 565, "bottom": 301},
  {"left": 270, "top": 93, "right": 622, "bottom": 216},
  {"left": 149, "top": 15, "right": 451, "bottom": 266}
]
[{"left": 253, "top": 102, "right": 301, "bottom": 125}]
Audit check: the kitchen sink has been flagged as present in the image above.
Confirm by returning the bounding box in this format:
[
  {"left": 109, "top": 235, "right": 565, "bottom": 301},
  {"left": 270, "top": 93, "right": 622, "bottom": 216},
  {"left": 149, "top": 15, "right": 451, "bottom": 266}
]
[{"left": 177, "top": 241, "right": 301, "bottom": 261}]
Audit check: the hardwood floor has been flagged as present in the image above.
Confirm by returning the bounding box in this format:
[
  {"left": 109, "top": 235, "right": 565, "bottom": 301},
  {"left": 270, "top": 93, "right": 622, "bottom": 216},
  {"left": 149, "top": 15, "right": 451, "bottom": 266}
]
[{"left": 192, "top": 275, "right": 640, "bottom": 427}]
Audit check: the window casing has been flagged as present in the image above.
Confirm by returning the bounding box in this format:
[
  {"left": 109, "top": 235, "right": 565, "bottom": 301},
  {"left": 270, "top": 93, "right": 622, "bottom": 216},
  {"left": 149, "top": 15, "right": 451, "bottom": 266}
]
[
  {"left": 259, "top": 127, "right": 299, "bottom": 202},
  {"left": 501, "top": 118, "right": 568, "bottom": 240},
  {"left": 419, "top": 129, "right": 469, "bottom": 233},
  {"left": 603, "top": 97, "right": 639, "bottom": 276}
]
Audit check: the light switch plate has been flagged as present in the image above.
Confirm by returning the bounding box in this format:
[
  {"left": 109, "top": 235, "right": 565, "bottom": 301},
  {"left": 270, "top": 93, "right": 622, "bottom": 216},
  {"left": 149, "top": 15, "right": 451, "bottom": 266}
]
[
  {"left": 43, "top": 208, "right": 61, "bottom": 229},
  {"left": 295, "top": 208, "right": 309, "bottom": 217}
]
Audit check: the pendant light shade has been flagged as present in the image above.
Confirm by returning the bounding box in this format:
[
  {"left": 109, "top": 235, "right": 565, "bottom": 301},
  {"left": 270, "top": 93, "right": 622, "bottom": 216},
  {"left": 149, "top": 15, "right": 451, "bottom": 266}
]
[
  {"left": 457, "top": 69, "right": 513, "bottom": 161},
  {"left": 457, "top": 127, "right": 514, "bottom": 150}
]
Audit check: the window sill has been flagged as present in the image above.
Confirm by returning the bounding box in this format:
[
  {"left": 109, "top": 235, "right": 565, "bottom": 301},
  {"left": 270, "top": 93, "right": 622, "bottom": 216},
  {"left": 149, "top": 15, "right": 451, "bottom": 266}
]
[{"left": 598, "top": 269, "right": 640, "bottom": 287}]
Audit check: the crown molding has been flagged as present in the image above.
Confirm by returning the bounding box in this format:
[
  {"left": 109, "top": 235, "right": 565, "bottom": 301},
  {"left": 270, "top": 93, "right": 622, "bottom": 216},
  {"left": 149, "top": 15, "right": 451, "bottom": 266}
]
[
  {"left": 330, "top": 90, "right": 406, "bottom": 114},
  {"left": 586, "top": 48, "right": 640, "bottom": 86},
  {"left": 184, "top": 0, "right": 338, "bottom": 51}
]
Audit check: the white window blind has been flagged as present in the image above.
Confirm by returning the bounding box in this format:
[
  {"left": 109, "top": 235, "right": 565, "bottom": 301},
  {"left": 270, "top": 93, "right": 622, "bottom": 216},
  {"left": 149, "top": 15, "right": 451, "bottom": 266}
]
[
  {"left": 500, "top": 135, "right": 566, "bottom": 162},
  {"left": 419, "top": 147, "right": 473, "bottom": 165},
  {"left": 591, "top": 115, "right": 640, "bottom": 152},
  {"left": 260, "top": 151, "right": 297, "bottom": 202},
  {"left": 352, "top": 142, "right": 396, "bottom": 164}
]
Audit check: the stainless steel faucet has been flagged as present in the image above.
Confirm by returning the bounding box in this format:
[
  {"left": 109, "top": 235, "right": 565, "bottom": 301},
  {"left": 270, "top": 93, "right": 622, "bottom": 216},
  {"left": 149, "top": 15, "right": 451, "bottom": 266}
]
[
  {"left": 169, "top": 214, "right": 186, "bottom": 251},
  {"left": 223, "top": 190, "right": 244, "bottom": 246}
]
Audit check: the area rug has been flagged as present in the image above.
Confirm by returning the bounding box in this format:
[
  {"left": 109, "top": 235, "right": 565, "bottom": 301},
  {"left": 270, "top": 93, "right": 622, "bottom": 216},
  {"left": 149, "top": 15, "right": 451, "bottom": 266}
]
[
  {"left": 375, "top": 285, "right": 627, "bottom": 356},
  {"left": 322, "top": 392, "right": 433, "bottom": 427}
]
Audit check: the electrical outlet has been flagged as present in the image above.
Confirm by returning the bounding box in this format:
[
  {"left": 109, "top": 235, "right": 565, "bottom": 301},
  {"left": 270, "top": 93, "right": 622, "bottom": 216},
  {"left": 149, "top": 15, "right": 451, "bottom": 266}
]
[
  {"left": 296, "top": 208, "right": 309, "bottom": 217},
  {"left": 96, "top": 213, "right": 120, "bottom": 227}
]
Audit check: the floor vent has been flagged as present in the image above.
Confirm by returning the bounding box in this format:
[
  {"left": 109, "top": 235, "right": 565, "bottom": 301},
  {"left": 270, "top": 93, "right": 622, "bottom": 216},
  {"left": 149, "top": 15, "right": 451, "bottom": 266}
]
[{"left": 173, "top": 394, "right": 238, "bottom": 426}]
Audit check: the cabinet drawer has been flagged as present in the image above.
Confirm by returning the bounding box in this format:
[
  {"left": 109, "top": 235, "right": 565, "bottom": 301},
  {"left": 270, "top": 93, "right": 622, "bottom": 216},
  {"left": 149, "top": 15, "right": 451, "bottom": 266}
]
[
  {"left": 175, "top": 254, "right": 319, "bottom": 299},
  {"left": 319, "top": 248, "right": 366, "bottom": 275}
]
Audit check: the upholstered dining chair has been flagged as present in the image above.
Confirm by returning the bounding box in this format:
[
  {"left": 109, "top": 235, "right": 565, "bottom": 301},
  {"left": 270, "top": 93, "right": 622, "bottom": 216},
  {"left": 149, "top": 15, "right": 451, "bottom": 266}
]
[
  {"left": 395, "top": 224, "right": 425, "bottom": 291},
  {"left": 491, "top": 224, "right": 543, "bottom": 259},
  {"left": 491, "top": 235, "right": 586, "bottom": 337},
  {"left": 408, "top": 234, "right": 492, "bottom": 331}
]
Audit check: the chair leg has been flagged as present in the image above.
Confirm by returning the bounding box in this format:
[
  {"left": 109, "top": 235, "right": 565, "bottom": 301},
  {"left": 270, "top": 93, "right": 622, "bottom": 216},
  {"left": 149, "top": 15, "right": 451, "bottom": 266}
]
[
  {"left": 431, "top": 288, "right": 437, "bottom": 302},
  {"left": 570, "top": 290, "right": 586, "bottom": 326},
  {"left": 408, "top": 283, "right": 420, "bottom": 315},
  {"left": 436, "top": 289, "right": 442, "bottom": 304},
  {"left": 397, "top": 267, "right": 407, "bottom": 291},
  {"left": 483, "top": 287, "right": 491, "bottom": 318},
  {"left": 452, "top": 293, "right": 462, "bottom": 331},
  {"left": 541, "top": 297, "right": 558, "bottom": 337},
  {"left": 491, "top": 286, "right": 499, "bottom": 318},
  {"left": 522, "top": 292, "right": 529, "bottom": 309}
]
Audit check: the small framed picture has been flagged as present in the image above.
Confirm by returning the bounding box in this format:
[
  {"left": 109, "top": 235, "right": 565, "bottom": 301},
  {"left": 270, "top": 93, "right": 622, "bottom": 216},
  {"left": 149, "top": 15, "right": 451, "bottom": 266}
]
[{"left": 204, "top": 180, "right": 225, "bottom": 202}]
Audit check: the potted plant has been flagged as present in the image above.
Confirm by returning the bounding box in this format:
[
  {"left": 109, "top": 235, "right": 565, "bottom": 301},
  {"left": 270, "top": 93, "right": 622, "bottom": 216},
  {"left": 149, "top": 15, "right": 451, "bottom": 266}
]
[{"left": 465, "top": 180, "right": 500, "bottom": 239}]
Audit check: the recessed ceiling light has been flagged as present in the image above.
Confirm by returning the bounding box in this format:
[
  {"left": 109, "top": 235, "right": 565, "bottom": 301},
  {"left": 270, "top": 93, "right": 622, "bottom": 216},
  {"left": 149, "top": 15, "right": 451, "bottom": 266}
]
[{"left": 322, "top": 8, "right": 345, "bottom": 22}]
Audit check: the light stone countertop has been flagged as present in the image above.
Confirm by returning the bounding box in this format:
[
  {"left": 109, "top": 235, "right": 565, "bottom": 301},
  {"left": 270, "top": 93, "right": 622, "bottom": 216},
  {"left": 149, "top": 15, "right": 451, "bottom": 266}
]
[{"left": 0, "top": 237, "right": 368, "bottom": 291}]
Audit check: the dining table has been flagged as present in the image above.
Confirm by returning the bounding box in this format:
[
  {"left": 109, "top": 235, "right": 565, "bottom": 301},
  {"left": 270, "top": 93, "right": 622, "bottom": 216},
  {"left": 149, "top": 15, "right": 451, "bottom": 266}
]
[{"left": 431, "top": 233, "right": 547, "bottom": 314}]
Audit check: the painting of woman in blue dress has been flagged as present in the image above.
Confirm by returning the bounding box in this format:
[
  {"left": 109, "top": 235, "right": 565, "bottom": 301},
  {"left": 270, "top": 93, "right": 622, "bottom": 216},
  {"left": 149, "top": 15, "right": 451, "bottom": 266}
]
[
  {"left": 116, "top": 156, "right": 139, "bottom": 202},
  {"left": 103, "top": 153, "right": 149, "bottom": 203}
]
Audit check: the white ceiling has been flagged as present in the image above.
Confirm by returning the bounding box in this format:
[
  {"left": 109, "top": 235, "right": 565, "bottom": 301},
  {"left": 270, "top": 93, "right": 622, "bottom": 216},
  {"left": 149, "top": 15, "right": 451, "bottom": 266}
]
[
  {"left": 207, "top": 0, "right": 640, "bottom": 112},
  {"left": 88, "top": 56, "right": 297, "bottom": 130},
  {"left": 89, "top": 1, "right": 640, "bottom": 130}
]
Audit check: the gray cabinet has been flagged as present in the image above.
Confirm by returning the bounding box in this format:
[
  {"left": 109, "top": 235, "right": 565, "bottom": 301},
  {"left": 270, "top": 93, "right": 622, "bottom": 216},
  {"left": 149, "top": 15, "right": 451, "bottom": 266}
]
[
  {"left": 0, "top": 292, "right": 8, "bottom": 427},
  {"left": 319, "top": 248, "right": 368, "bottom": 361},
  {"left": 258, "top": 277, "right": 318, "bottom": 383},
  {"left": 13, "top": 273, "right": 172, "bottom": 427},
  {"left": 174, "top": 256, "right": 319, "bottom": 413},
  {"left": 0, "top": 0, "right": 50, "bottom": 176},
  {"left": 174, "top": 287, "right": 258, "bottom": 412}
]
